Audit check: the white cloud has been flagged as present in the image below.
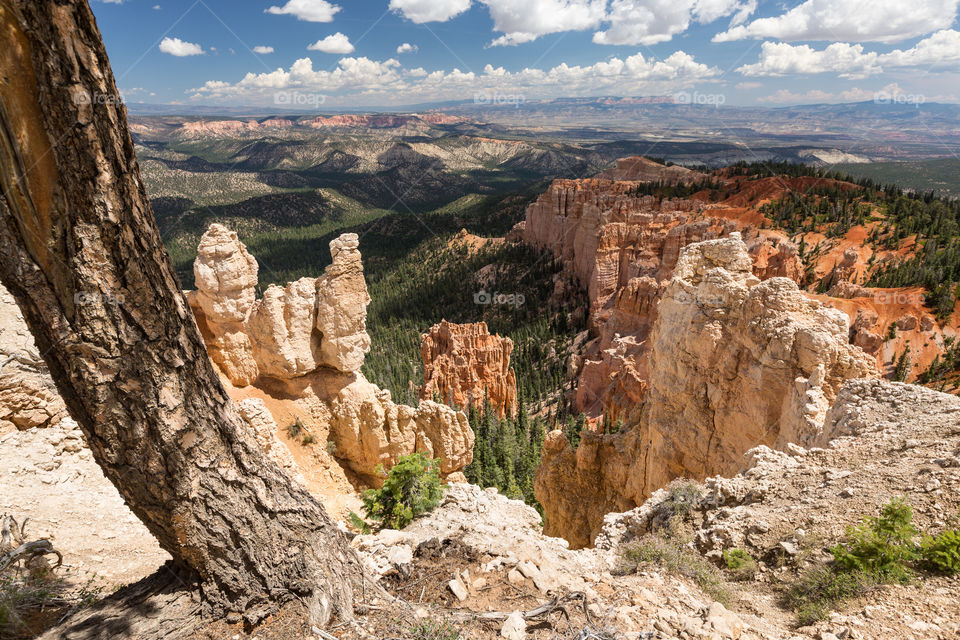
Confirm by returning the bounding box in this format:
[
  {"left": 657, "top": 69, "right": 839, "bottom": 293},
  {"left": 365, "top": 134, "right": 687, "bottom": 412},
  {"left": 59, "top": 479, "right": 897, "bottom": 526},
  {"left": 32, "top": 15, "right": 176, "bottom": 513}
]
[
  {"left": 757, "top": 84, "right": 918, "bottom": 104},
  {"left": 253, "top": 46, "right": 275, "bottom": 54},
  {"left": 594, "top": 0, "right": 755, "bottom": 46},
  {"left": 191, "top": 49, "right": 718, "bottom": 105},
  {"left": 738, "top": 42, "right": 881, "bottom": 78},
  {"left": 737, "top": 30, "right": 960, "bottom": 77},
  {"left": 159, "top": 37, "right": 204, "bottom": 57},
  {"left": 758, "top": 88, "right": 839, "bottom": 103},
  {"left": 389, "top": 0, "right": 472, "bottom": 22},
  {"left": 266, "top": 0, "right": 340, "bottom": 22},
  {"left": 715, "top": 0, "right": 959, "bottom": 43},
  {"left": 396, "top": 42, "right": 419, "bottom": 54},
  {"left": 880, "top": 29, "right": 960, "bottom": 68},
  {"left": 307, "top": 33, "right": 355, "bottom": 54},
  {"left": 153, "top": 4, "right": 160, "bottom": 9},
  {"left": 485, "top": 0, "right": 607, "bottom": 46}
]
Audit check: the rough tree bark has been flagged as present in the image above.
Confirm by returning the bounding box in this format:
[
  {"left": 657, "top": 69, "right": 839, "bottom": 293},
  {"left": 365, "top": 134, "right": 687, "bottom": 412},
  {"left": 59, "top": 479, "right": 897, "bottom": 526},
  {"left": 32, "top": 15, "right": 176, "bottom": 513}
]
[{"left": 0, "top": 0, "right": 371, "bottom": 635}]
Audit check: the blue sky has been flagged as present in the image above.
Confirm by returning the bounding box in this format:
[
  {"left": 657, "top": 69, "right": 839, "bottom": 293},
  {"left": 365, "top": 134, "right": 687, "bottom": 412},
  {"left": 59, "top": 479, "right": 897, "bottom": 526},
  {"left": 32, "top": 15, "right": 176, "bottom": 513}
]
[{"left": 90, "top": 0, "right": 960, "bottom": 108}]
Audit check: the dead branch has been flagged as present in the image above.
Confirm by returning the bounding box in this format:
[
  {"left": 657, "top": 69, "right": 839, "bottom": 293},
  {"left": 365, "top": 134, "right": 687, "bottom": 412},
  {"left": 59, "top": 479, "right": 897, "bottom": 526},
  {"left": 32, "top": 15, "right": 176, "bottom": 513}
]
[
  {"left": 393, "top": 570, "right": 441, "bottom": 592},
  {"left": 0, "top": 539, "right": 63, "bottom": 574}
]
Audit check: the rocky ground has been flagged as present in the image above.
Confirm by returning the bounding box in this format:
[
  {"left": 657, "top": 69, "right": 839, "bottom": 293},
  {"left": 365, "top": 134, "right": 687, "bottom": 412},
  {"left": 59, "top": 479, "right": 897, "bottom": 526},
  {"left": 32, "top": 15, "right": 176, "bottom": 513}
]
[
  {"left": 3, "top": 378, "right": 959, "bottom": 639},
  {"left": 0, "top": 421, "right": 169, "bottom": 588}
]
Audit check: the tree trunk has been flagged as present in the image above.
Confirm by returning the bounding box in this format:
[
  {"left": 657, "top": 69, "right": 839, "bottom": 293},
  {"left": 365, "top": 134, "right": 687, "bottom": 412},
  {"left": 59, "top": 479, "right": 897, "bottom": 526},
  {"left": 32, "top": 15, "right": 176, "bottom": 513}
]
[{"left": 0, "top": 0, "right": 369, "bottom": 633}]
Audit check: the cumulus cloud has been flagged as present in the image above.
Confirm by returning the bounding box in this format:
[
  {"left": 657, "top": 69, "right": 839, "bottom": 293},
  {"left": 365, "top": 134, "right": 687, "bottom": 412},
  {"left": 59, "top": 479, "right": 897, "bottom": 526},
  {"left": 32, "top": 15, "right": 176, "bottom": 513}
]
[
  {"left": 738, "top": 42, "right": 881, "bottom": 78},
  {"left": 396, "top": 42, "right": 419, "bottom": 54},
  {"left": 737, "top": 30, "right": 960, "bottom": 77},
  {"left": 307, "top": 33, "right": 355, "bottom": 54},
  {"left": 159, "top": 37, "right": 204, "bottom": 57},
  {"left": 389, "top": 0, "right": 472, "bottom": 22},
  {"left": 757, "top": 88, "right": 839, "bottom": 103},
  {"left": 253, "top": 46, "right": 275, "bottom": 54},
  {"left": 715, "top": 0, "right": 959, "bottom": 43},
  {"left": 594, "top": 0, "right": 755, "bottom": 46},
  {"left": 393, "top": 0, "right": 758, "bottom": 46},
  {"left": 266, "top": 0, "right": 340, "bottom": 22},
  {"left": 484, "top": 0, "right": 607, "bottom": 46},
  {"left": 880, "top": 29, "right": 960, "bottom": 68},
  {"left": 191, "top": 49, "right": 717, "bottom": 105}
]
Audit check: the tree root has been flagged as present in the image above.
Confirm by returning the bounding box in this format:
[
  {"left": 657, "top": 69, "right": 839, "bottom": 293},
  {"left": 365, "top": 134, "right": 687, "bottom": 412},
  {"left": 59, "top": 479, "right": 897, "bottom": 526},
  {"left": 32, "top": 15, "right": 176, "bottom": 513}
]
[{"left": 37, "top": 564, "right": 205, "bottom": 640}]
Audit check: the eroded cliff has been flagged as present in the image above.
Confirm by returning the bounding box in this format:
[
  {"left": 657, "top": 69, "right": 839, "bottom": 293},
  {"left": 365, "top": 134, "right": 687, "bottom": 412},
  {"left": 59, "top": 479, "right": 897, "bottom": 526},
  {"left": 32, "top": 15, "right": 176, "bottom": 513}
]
[{"left": 534, "top": 234, "right": 877, "bottom": 547}]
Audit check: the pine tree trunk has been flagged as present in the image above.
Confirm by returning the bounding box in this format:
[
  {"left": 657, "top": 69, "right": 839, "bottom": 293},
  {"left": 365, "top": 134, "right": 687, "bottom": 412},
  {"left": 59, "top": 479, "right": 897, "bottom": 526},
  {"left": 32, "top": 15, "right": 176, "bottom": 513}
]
[{"left": 0, "top": 0, "right": 369, "bottom": 634}]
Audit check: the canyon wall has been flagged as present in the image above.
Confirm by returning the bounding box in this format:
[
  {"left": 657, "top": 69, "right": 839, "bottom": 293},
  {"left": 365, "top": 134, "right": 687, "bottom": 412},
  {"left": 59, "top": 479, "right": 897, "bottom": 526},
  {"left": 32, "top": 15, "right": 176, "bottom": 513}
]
[
  {"left": 521, "top": 162, "right": 803, "bottom": 419},
  {"left": 420, "top": 320, "right": 517, "bottom": 418},
  {"left": 534, "top": 234, "right": 877, "bottom": 547},
  {"left": 187, "top": 225, "right": 474, "bottom": 489}
]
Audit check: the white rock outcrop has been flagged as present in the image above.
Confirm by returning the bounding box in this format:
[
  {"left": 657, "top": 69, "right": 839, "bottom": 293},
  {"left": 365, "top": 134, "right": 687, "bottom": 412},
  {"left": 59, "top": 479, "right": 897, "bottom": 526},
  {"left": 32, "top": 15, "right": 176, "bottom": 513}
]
[{"left": 188, "top": 226, "right": 474, "bottom": 485}]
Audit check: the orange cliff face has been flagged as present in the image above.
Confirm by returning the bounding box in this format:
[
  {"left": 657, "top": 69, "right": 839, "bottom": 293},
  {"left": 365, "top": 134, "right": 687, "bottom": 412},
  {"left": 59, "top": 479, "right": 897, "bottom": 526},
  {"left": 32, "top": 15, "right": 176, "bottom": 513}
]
[
  {"left": 520, "top": 164, "right": 803, "bottom": 421},
  {"left": 420, "top": 320, "right": 518, "bottom": 419}
]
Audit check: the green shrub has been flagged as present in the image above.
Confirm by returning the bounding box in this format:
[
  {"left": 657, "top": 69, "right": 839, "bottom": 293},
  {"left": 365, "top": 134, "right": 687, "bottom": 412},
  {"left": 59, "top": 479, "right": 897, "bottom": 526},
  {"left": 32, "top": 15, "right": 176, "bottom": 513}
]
[
  {"left": 784, "top": 565, "right": 874, "bottom": 626},
  {"left": 347, "top": 511, "right": 371, "bottom": 535},
  {"left": 286, "top": 420, "right": 302, "bottom": 438},
  {"left": 919, "top": 529, "right": 960, "bottom": 575},
  {"left": 830, "top": 497, "right": 917, "bottom": 583},
  {"left": 622, "top": 534, "right": 731, "bottom": 605},
  {"left": 662, "top": 481, "right": 701, "bottom": 517},
  {"left": 407, "top": 619, "right": 459, "bottom": 640},
  {"left": 360, "top": 452, "right": 444, "bottom": 530},
  {"left": 722, "top": 548, "right": 757, "bottom": 581}
]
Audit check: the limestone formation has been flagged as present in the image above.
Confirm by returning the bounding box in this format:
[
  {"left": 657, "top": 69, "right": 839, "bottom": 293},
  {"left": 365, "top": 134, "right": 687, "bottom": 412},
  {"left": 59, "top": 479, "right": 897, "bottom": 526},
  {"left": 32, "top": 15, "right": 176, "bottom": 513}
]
[
  {"left": 535, "top": 234, "right": 877, "bottom": 547},
  {"left": 315, "top": 233, "right": 372, "bottom": 373},
  {"left": 190, "top": 224, "right": 260, "bottom": 385},
  {"left": 193, "top": 223, "right": 259, "bottom": 323},
  {"left": 247, "top": 277, "right": 324, "bottom": 379},
  {"left": 0, "top": 284, "right": 68, "bottom": 433},
  {"left": 420, "top": 320, "right": 517, "bottom": 418},
  {"left": 187, "top": 225, "right": 474, "bottom": 485},
  {"left": 190, "top": 229, "right": 372, "bottom": 383}
]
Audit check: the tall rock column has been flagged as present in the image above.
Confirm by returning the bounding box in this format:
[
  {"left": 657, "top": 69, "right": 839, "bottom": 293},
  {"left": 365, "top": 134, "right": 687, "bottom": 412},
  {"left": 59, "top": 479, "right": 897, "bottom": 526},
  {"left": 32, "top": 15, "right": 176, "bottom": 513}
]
[{"left": 189, "top": 224, "right": 260, "bottom": 386}]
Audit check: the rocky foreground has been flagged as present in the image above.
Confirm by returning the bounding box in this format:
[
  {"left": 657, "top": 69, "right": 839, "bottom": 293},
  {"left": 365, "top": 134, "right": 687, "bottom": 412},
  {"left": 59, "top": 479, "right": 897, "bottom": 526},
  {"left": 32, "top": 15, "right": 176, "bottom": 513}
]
[{"left": 350, "top": 379, "right": 960, "bottom": 640}]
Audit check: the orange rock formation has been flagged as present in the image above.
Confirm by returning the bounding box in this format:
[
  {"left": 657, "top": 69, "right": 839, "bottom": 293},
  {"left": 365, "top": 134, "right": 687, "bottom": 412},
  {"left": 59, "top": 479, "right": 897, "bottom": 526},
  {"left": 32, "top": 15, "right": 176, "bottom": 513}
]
[{"left": 420, "top": 320, "right": 517, "bottom": 418}]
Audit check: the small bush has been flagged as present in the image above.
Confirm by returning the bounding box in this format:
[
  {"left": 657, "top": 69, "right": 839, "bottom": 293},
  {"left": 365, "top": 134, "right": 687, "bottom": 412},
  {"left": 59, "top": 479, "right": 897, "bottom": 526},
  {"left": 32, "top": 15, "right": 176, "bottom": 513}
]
[
  {"left": 407, "top": 619, "right": 459, "bottom": 640},
  {"left": 785, "top": 498, "right": 932, "bottom": 625},
  {"left": 784, "top": 565, "right": 874, "bottom": 626},
  {"left": 831, "top": 497, "right": 917, "bottom": 583},
  {"left": 622, "top": 534, "right": 731, "bottom": 605},
  {"left": 919, "top": 529, "right": 960, "bottom": 575},
  {"left": 723, "top": 548, "right": 757, "bottom": 581},
  {"left": 286, "top": 419, "right": 303, "bottom": 439},
  {"left": 347, "top": 511, "right": 370, "bottom": 535},
  {"left": 301, "top": 433, "right": 315, "bottom": 445},
  {"left": 361, "top": 452, "right": 444, "bottom": 530},
  {"left": 662, "top": 480, "right": 701, "bottom": 517},
  {"left": 326, "top": 440, "right": 337, "bottom": 455}
]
